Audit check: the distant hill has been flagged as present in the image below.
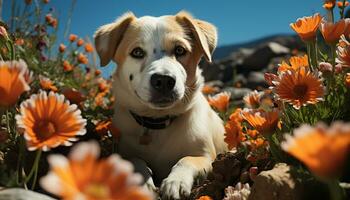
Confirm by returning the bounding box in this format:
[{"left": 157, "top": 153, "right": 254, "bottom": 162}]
[{"left": 213, "top": 34, "right": 299, "bottom": 60}]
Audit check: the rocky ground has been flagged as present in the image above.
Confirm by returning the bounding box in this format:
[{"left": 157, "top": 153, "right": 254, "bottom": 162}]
[{"left": 200, "top": 34, "right": 305, "bottom": 107}]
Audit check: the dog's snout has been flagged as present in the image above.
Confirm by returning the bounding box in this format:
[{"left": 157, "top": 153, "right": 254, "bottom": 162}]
[{"left": 150, "top": 74, "right": 176, "bottom": 93}]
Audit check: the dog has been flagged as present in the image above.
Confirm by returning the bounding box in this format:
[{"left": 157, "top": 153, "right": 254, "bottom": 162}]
[{"left": 94, "top": 11, "right": 227, "bottom": 199}]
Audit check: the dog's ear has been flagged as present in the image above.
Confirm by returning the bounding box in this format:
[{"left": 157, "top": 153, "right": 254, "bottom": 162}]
[
  {"left": 176, "top": 11, "right": 217, "bottom": 63},
  {"left": 94, "top": 12, "right": 136, "bottom": 66}
]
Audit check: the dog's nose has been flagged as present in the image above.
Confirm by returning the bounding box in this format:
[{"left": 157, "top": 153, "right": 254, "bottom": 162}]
[{"left": 150, "top": 74, "right": 176, "bottom": 93}]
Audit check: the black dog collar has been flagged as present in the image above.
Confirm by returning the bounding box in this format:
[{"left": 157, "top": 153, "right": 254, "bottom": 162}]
[{"left": 129, "top": 111, "right": 177, "bottom": 130}]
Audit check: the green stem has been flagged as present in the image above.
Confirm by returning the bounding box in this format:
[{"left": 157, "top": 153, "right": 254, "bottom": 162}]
[
  {"left": 6, "top": 110, "right": 11, "bottom": 135},
  {"left": 340, "top": 0, "right": 347, "bottom": 19},
  {"left": 330, "top": 44, "right": 337, "bottom": 89},
  {"left": 266, "top": 134, "right": 283, "bottom": 162},
  {"left": 327, "top": 180, "right": 345, "bottom": 200},
  {"left": 307, "top": 42, "right": 313, "bottom": 70},
  {"left": 309, "top": 41, "right": 318, "bottom": 71},
  {"left": 23, "top": 150, "right": 42, "bottom": 188}
]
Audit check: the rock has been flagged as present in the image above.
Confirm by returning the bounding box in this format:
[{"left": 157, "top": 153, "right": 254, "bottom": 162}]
[
  {"left": 0, "top": 188, "right": 55, "bottom": 200},
  {"left": 248, "top": 163, "right": 297, "bottom": 200},
  {"left": 222, "top": 87, "right": 252, "bottom": 100},
  {"left": 190, "top": 151, "right": 250, "bottom": 200},
  {"left": 248, "top": 163, "right": 332, "bottom": 200},
  {"left": 204, "top": 80, "right": 224, "bottom": 88},
  {"left": 241, "top": 42, "right": 290, "bottom": 71},
  {"left": 246, "top": 72, "right": 268, "bottom": 89}
]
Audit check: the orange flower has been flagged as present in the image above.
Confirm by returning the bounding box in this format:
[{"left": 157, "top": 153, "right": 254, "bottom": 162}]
[
  {"left": 94, "top": 69, "right": 101, "bottom": 76},
  {"left": 224, "top": 108, "right": 244, "bottom": 150},
  {"left": 323, "top": 0, "right": 336, "bottom": 9},
  {"left": 278, "top": 55, "right": 309, "bottom": 73},
  {"left": 98, "top": 78, "right": 110, "bottom": 92},
  {"left": 281, "top": 122, "right": 350, "bottom": 179},
  {"left": 45, "top": 14, "right": 57, "bottom": 28},
  {"left": 337, "top": 1, "right": 349, "bottom": 8},
  {"left": 43, "top": 0, "right": 49, "bottom": 3},
  {"left": 69, "top": 34, "right": 78, "bottom": 42},
  {"left": 264, "top": 73, "right": 278, "bottom": 86},
  {"left": 345, "top": 73, "right": 350, "bottom": 87},
  {"left": 95, "top": 120, "right": 112, "bottom": 135},
  {"left": 272, "top": 67, "right": 325, "bottom": 109},
  {"left": 62, "top": 88, "right": 86, "bottom": 104},
  {"left": 59, "top": 44, "right": 66, "bottom": 53},
  {"left": 77, "top": 53, "right": 89, "bottom": 64},
  {"left": 320, "top": 19, "right": 346, "bottom": 44},
  {"left": 85, "top": 43, "right": 94, "bottom": 53},
  {"left": 40, "top": 76, "right": 58, "bottom": 92},
  {"left": 62, "top": 60, "right": 73, "bottom": 72},
  {"left": 207, "top": 92, "right": 230, "bottom": 112},
  {"left": 337, "top": 35, "right": 350, "bottom": 67},
  {"left": 0, "top": 60, "right": 31, "bottom": 107},
  {"left": 40, "top": 141, "right": 152, "bottom": 200},
  {"left": 16, "top": 91, "right": 86, "bottom": 151},
  {"left": 241, "top": 108, "right": 280, "bottom": 135},
  {"left": 15, "top": 38, "right": 24, "bottom": 46},
  {"left": 202, "top": 85, "right": 218, "bottom": 95},
  {"left": 243, "top": 90, "right": 263, "bottom": 108},
  {"left": 77, "top": 38, "right": 84, "bottom": 47},
  {"left": 290, "top": 13, "right": 322, "bottom": 41},
  {"left": 197, "top": 196, "right": 213, "bottom": 200}
]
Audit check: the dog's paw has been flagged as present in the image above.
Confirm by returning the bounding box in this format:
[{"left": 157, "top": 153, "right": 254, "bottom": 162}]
[{"left": 160, "top": 173, "right": 193, "bottom": 200}]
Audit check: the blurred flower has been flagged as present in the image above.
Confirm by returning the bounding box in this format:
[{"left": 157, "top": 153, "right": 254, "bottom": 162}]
[
  {"left": 223, "top": 182, "right": 251, "bottom": 200},
  {"left": 0, "top": 129, "right": 8, "bottom": 143},
  {"left": 197, "top": 196, "right": 213, "bottom": 200},
  {"left": 98, "top": 78, "right": 110, "bottom": 92},
  {"left": 318, "top": 62, "right": 333, "bottom": 73},
  {"left": 0, "top": 26, "right": 9, "bottom": 41},
  {"left": 45, "top": 14, "right": 57, "bottom": 28},
  {"left": 337, "top": 1, "right": 349, "bottom": 8},
  {"left": 25, "top": 0, "right": 32, "bottom": 4},
  {"left": 77, "top": 53, "right": 88, "bottom": 64},
  {"left": 224, "top": 108, "right": 244, "bottom": 150},
  {"left": 62, "top": 60, "right": 73, "bottom": 72},
  {"left": 58, "top": 44, "right": 66, "bottom": 53},
  {"left": 243, "top": 90, "right": 263, "bottom": 109},
  {"left": 16, "top": 91, "right": 86, "bottom": 151},
  {"left": 94, "top": 69, "right": 101, "bottom": 76},
  {"left": 85, "top": 43, "right": 94, "bottom": 53},
  {"left": 43, "top": 0, "right": 49, "bottom": 3},
  {"left": 281, "top": 122, "right": 350, "bottom": 179},
  {"left": 69, "top": 34, "right": 78, "bottom": 42},
  {"left": 62, "top": 88, "right": 86, "bottom": 104},
  {"left": 290, "top": 13, "right": 322, "bottom": 42},
  {"left": 345, "top": 73, "right": 350, "bottom": 87},
  {"left": 278, "top": 55, "right": 309, "bottom": 73},
  {"left": 323, "top": 0, "right": 336, "bottom": 9},
  {"left": 77, "top": 38, "right": 84, "bottom": 47},
  {"left": 337, "top": 35, "right": 350, "bottom": 67},
  {"left": 109, "top": 123, "right": 121, "bottom": 139},
  {"left": 208, "top": 92, "right": 231, "bottom": 112},
  {"left": 249, "top": 167, "right": 258, "bottom": 181},
  {"left": 40, "top": 76, "right": 58, "bottom": 92},
  {"left": 320, "top": 19, "right": 346, "bottom": 44},
  {"left": 0, "top": 60, "right": 31, "bottom": 107},
  {"left": 264, "top": 73, "right": 278, "bottom": 86},
  {"left": 241, "top": 108, "right": 280, "bottom": 135},
  {"left": 272, "top": 67, "right": 325, "bottom": 109},
  {"left": 40, "top": 141, "right": 151, "bottom": 200},
  {"left": 202, "top": 84, "right": 218, "bottom": 95},
  {"left": 15, "top": 38, "right": 25, "bottom": 46},
  {"left": 95, "top": 120, "right": 112, "bottom": 135}
]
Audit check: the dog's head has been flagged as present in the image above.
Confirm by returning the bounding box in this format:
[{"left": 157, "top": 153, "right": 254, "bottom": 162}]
[{"left": 94, "top": 11, "right": 217, "bottom": 114}]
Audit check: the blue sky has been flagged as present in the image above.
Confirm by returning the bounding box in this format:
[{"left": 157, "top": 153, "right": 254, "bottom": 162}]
[{"left": 2, "top": 0, "right": 325, "bottom": 76}]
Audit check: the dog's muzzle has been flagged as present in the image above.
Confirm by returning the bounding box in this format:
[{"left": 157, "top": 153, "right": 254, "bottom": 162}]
[{"left": 149, "top": 73, "right": 178, "bottom": 106}]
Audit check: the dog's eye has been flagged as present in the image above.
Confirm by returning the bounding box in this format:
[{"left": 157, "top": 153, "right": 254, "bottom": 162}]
[
  {"left": 130, "top": 47, "right": 146, "bottom": 59},
  {"left": 174, "top": 46, "right": 186, "bottom": 57}
]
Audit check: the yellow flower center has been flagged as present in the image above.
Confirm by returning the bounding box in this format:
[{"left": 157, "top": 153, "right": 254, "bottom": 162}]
[
  {"left": 293, "top": 84, "right": 308, "bottom": 99},
  {"left": 84, "top": 183, "right": 109, "bottom": 199},
  {"left": 34, "top": 120, "right": 56, "bottom": 139}
]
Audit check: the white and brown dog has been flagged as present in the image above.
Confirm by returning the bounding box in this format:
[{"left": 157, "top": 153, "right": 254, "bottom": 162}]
[{"left": 94, "top": 11, "right": 227, "bottom": 199}]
